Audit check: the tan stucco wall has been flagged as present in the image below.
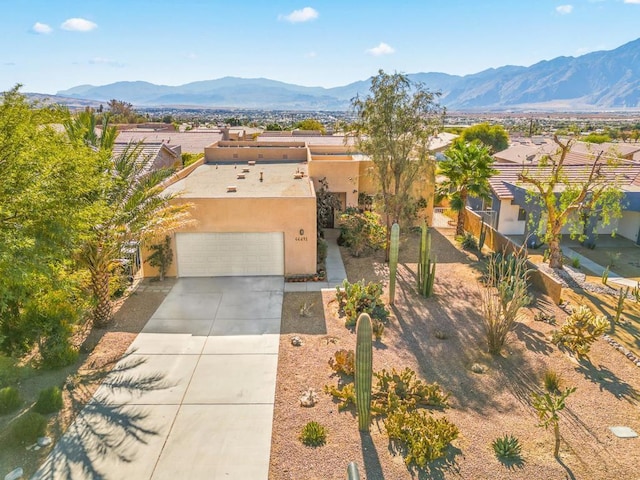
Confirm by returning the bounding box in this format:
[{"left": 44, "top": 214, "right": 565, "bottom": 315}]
[
  {"left": 205, "top": 141, "right": 307, "bottom": 163},
  {"left": 309, "top": 159, "right": 362, "bottom": 208},
  {"left": 143, "top": 196, "right": 317, "bottom": 278}
]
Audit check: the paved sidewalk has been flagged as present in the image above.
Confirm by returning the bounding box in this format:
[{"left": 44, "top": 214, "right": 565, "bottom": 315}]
[
  {"left": 284, "top": 228, "right": 348, "bottom": 293},
  {"left": 34, "top": 277, "right": 283, "bottom": 480}
]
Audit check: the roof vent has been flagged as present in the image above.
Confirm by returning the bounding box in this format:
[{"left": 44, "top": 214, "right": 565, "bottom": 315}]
[
  {"left": 294, "top": 173, "right": 303, "bottom": 179},
  {"left": 237, "top": 173, "right": 246, "bottom": 179},
  {"left": 227, "top": 186, "right": 237, "bottom": 192},
  {"left": 242, "top": 167, "right": 250, "bottom": 173},
  {"left": 248, "top": 160, "right": 256, "bottom": 166}
]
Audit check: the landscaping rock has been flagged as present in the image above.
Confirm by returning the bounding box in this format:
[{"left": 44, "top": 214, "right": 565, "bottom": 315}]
[
  {"left": 291, "top": 336, "right": 303, "bottom": 347},
  {"left": 4, "top": 467, "right": 23, "bottom": 480},
  {"left": 299, "top": 388, "right": 318, "bottom": 407},
  {"left": 609, "top": 426, "right": 638, "bottom": 438}
]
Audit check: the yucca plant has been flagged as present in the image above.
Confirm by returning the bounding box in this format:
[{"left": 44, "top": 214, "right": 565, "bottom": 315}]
[
  {"left": 543, "top": 370, "right": 561, "bottom": 393},
  {"left": 492, "top": 434, "right": 522, "bottom": 459}
]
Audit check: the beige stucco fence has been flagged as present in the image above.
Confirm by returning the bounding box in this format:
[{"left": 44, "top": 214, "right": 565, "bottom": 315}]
[{"left": 463, "top": 208, "right": 563, "bottom": 304}]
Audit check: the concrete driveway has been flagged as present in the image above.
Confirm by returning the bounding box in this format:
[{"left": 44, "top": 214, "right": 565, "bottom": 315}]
[{"left": 34, "top": 276, "right": 283, "bottom": 480}]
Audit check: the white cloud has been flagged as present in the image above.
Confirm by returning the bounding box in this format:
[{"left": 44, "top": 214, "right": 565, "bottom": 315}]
[
  {"left": 61, "top": 18, "right": 97, "bottom": 32},
  {"left": 32, "top": 22, "right": 52, "bottom": 34},
  {"left": 366, "top": 42, "right": 395, "bottom": 56},
  {"left": 88, "top": 57, "right": 124, "bottom": 67},
  {"left": 186, "top": 52, "right": 198, "bottom": 60},
  {"left": 305, "top": 51, "right": 317, "bottom": 58},
  {"left": 624, "top": 0, "right": 640, "bottom": 4},
  {"left": 556, "top": 4, "right": 574, "bottom": 14},
  {"left": 279, "top": 7, "right": 318, "bottom": 23}
]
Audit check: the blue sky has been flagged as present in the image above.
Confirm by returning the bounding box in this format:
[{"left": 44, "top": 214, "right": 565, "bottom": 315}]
[{"left": 2, "top": 0, "right": 640, "bottom": 94}]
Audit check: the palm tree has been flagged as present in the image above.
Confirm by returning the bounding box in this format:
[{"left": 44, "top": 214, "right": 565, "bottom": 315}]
[
  {"left": 65, "top": 111, "right": 192, "bottom": 326},
  {"left": 437, "top": 141, "right": 497, "bottom": 236}
]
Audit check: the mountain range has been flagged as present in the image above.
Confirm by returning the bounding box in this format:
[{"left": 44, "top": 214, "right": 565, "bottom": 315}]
[{"left": 53, "top": 38, "right": 640, "bottom": 111}]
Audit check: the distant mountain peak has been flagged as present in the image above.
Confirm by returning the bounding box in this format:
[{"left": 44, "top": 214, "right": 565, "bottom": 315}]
[{"left": 54, "top": 37, "right": 640, "bottom": 111}]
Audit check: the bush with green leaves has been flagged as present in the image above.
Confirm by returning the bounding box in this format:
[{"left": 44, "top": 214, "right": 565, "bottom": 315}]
[
  {"left": 34, "top": 386, "right": 63, "bottom": 414},
  {"left": 335, "top": 279, "right": 389, "bottom": 328},
  {"left": 299, "top": 421, "right": 327, "bottom": 447},
  {"left": 328, "top": 349, "right": 355, "bottom": 376},
  {"left": 457, "top": 232, "right": 478, "bottom": 251},
  {"left": 39, "top": 321, "right": 79, "bottom": 369},
  {"left": 338, "top": 209, "right": 386, "bottom": 257},
  {"left": 372, "top": 368, "right": 449, "bottom": 415},
  {"left": 10, "top": 411, "right": 47, "bottom": 445},
  {"left": 492, "top": 434, "right": 522, "bottom": 459},
  {"left": 0, "top": 386, "right": 22, "bottom": 414},
  {"left": 385, "top": 409, "right": 459, "bottom": 467},
  {"left": 552, "top": 305, "right": 608, "bottom": 358}
]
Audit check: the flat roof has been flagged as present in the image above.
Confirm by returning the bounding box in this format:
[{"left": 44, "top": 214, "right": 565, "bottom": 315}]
[{"left": 164, "top": 162, "right": 313, "bottom": 198}]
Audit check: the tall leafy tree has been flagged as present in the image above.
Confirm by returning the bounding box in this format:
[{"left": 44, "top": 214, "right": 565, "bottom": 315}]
[
  {"left": 351, "top": 70, "right": 444, "bottom": 259},
  {"left": 460, "top": 122, "right": 509, "bottom": 153},
  {"left": 437, "top": 141, "right": 497, "bottom": 236},
  {"left": 518, "top": 136, "right": 624, "bottom": 269},
  {"left": 0, "top": 87, "right": 100, "bottom": 355}
]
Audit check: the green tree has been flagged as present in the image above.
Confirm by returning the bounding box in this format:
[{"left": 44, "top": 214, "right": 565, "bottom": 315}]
[
  {"left": 295, "top": 118, "right": 325, "bottom": 133},
  {"left": 519, "top": 136, "right": 624, "bottom": 269},
  {"left": 0, "top": 87, "right": 100, "bottom": 356},
  {"left": 437, "top": 141, "right": 497, "bottom": 236},
  {"left": 351, "top": 70, "right": 444, "bottom": 260},
  {"left": 460, "top": 122, "right": 509, "bottom": 153}
]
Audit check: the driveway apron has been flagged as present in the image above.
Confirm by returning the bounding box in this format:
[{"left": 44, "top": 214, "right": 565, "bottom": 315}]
[{"left": 33, "top": 276, "right": 283, "bottom": 480}]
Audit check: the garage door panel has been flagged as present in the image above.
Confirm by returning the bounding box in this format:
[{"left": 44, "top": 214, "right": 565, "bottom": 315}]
[{"left": 176, "top": 233, "right": 284, "bottom": 277}]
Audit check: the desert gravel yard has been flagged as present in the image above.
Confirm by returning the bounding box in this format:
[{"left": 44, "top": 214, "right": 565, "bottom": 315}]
[{"left": 269, "top": 229, "right": 640, "bottom": 479}]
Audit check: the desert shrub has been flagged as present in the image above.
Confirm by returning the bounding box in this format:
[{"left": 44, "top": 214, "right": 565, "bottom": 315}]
[
  {"left": 552, "top": 305, "right": 608, "bottom": 358},
  {"left": 481, "top": 250, "right": 531, "bottom": 354},
  {"left": 0, "top": 386, "right": 22, "bottom": 414},
  {"left": 457, "top": 232, "right": 477, "bottom": 251},
  {"left": 34, "top": 386, "right": 63, "bottom": 414},
  {"left": 532, "top": 387, "right": 576, "bottom": 457},
  {"left": 338, "top": 209, "right": 386, "bottom": 257},
  {"left": 10, "top": 411, "right": 47, "bottom": 445},
  {"left": 571, "top": 257, "right": 581, "bottom": 268},
  {"left": 543, "top": 370, "right": 561, "bottom": 393},
  {"left": 299, "top": 421, "right": 327, "bottom": 447},
  {"left": 385, "top": 409, "right": 459, "bottom": 467},
  {"left": 39, "top": 322, "right": 79, "bottom": 369},
  {"left": 323, "top": 383, "right": 356, "bottom": 411},
  {"left": 372, "top": 368, "right": 449, "bottom": 415},
  {"left": 328, "top": 349, "right": 355, "bottom": 376},
  {"left": 492, "top": 434, "right": 522, "bottom": 459},
  {"left": 335, "top": 279, "right": 389, "bottom": 327}
]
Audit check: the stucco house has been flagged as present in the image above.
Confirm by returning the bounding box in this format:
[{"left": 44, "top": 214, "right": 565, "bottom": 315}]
[{"left": 143, "top": 134, "right": 454, "bottom": 279}]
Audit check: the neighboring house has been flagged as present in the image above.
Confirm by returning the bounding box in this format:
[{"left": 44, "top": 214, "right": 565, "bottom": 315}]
[
  {"left": 142, "top": 134, "right": 453, "bottom": 279},
  {"left": 478, "top": 152, "right": 640, "bottom": 247},
  {"left": 116, "top": 129, "right": 224, "bottom": 154},
  {"left": 112, "top": 141, "right": 182, "bottom": 171}
]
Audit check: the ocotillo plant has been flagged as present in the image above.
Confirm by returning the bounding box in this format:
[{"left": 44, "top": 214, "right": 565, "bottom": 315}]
[
  {"left": 388, "top": 223, "right": 400, "bottom": 304},
  {"left": 355, "top": 313, "right": 373, "bottom": 432},
  {"left": 417, "top": 221, "right": 436, "bottom": 297}
]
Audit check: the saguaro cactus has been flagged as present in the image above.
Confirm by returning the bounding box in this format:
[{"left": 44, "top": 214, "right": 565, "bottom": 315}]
[
  {"left": 417, "top": 220, "right": 436, "bottom": 297},
  {"left": 388, "top": 223, "right": 400, "bottom": 305},
  {"left": 355, "top": 313, "right": 373, "bottom": 432}
]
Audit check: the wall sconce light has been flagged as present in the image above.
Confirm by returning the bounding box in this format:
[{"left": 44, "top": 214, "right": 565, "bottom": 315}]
[
  {"left": 353, "top": 189, "right": 358, "bottom": 194},
  {"left": 299, "top": 229, "right": 305, "bottom": 236}
]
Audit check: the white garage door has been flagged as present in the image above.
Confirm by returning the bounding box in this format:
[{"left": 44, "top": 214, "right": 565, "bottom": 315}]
[{"left": 176, "top": 232, "right": 284, "bottom": 277}]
